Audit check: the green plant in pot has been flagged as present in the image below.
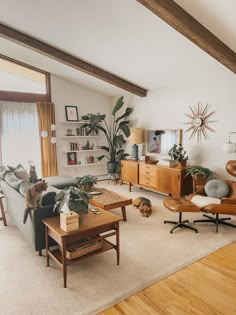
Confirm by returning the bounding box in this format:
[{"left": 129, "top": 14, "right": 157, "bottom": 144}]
[
  {"left": 185, "top": 165, "right": 213, "bottom": 191},
  {"left": 168, "top": 144, "right": 189, "bottom": 167},
  {"left": 53, "top": 187, "right": 90, "bottom": 214},
  {"left": 74, "top": 175, "right": 97, "bottom": 192},
  {"left": 83, "top": 96, "right": 133, "bottom": 174}
]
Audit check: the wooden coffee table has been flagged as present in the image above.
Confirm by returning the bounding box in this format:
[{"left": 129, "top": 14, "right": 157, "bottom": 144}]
[
  {"left": 43, "top": 209, "right": 121, "bottom": 288},
  {"left": 89, "top": 188, "right": 132, "bottom": 221}
]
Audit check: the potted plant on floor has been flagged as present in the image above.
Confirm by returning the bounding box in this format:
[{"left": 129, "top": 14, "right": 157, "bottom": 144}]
[
  {"left": 168, "top": 144, "right": 189, "bottom": 167},
  {"left": 74, "top": 175, "right": 97, "bottom": 192},
  {"left": 185, "top": 165, "right": 213, "bottom": 191},
  {"left": 83, "top": 96, "right": 133, "bottom": 175}
]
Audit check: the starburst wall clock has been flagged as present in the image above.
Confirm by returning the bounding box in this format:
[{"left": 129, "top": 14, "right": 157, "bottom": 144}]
[{"left": 183, "top": 103, "right": 217, "bottom": 142}]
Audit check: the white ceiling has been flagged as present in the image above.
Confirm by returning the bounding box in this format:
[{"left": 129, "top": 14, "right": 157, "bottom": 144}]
[{"left": 0, "top": 0, "right": 235, "bottom": 96}]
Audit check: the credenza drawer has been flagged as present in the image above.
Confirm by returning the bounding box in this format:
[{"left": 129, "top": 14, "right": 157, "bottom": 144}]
[{"left": 139, "top": 174, "right": 157, "bottom": 187}]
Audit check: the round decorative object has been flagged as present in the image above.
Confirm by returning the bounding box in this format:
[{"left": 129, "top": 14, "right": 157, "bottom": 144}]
[
  {"left": 204, "top": 179, "right": 230, "bottom": 198},
  {"left": 184, "top": 103, "right": 217, "bottom": 142},
  {"left": 193, "top": 117, "right": 203, "bottom": 127},
  {"left": 226, "top": 160, "right": 236, "bottom": 177}
]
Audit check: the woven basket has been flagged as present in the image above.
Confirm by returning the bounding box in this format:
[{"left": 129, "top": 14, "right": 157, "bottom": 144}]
[{"left": 66, "top": 240, "right": 103, "bottom": 260}]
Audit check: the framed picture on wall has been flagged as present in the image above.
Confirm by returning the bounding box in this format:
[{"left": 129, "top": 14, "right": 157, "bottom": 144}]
[{"left": 65, "top": 106, "right": 79, "bottom": 121}]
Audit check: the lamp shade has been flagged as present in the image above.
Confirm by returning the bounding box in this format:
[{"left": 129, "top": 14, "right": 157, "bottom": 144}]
[
  {"left": 129, "top": 128, "right": 143, "bottom": 144},
  {"left": 223, "top": 142, "right": 236, "bottom": 153}
]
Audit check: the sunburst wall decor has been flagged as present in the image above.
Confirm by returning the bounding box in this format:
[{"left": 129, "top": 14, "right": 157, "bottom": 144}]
[{"left": 183, "top": 103, "right": 217, "bottom": 142}]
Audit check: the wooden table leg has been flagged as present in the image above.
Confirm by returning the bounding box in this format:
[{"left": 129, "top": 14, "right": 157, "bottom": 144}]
[
  {"left": 62, "top": 238, "right": 67, "bottom": 288},
  {"left": 0, "top": 197, "right": 7, "bottom": 226},
  {"left": 116, "top": 222, "right": 120, "bottom": 265},
  {"left": 121, "top": 206, "right": 127, "bottom": 221},
  {"left": 45, "top": 226, "right": 49, "bottom": 267}
]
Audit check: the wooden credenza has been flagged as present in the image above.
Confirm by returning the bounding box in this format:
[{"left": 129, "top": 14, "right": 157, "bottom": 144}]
[{"left": 121, "top": 160, "right": 193, "bottom": 197}]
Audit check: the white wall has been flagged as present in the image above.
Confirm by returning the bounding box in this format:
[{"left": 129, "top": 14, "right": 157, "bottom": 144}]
[
  {"left": 126, "top": 68, "right": 236, "bottom": 180},
  {"left": 51, "top": 75, "right": 110, "bottom": 177}
]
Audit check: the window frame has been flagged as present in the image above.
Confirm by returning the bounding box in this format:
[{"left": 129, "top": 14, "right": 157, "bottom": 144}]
[{"left": 0, "top": 54, "right": 51, "bottom": 103}]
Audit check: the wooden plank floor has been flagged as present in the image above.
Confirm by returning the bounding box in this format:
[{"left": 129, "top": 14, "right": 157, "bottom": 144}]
[{"left": 99, "top": 241, "right": 236, "bottom": 315}]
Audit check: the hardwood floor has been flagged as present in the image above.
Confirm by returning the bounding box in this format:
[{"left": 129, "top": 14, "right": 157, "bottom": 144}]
[{"left": 99, "top": 241, "right": 236, "bottom": 315}]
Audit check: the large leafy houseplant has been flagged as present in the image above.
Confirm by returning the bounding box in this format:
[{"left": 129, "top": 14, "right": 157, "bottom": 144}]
[
  {"left": 54, "top": 187, "right": 90, "bottom": 214},
  {"left": 83, "top": 96, "right": 133, "bottom": 173}
]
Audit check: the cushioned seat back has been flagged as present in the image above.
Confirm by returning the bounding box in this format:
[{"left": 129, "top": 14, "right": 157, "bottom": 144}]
[{"left": 225, "top": 180, "right": 236, "bottom": 198}]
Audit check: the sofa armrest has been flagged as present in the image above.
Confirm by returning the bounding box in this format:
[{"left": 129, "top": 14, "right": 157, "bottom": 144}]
[{"left": 31, "top": 205, "right": 58, "bottom": 251}]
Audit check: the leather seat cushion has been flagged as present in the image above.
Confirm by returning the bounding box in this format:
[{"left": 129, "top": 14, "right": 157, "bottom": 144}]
[{"left": 163, "top": 197, "right": 200, "bottom": 213}]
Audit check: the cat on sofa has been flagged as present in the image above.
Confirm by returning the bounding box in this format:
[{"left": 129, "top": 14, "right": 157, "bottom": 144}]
[{"left": 23, "top": 180, "right": 48, "bottom": 224}]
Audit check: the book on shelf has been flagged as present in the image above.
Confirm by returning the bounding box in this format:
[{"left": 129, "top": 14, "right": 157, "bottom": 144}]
[{"left": 158, "top": 159, "right": 178, "bottom": 167}]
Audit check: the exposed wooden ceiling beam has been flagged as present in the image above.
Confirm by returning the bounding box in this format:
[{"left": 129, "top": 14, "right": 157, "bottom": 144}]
[
  {"left": 0, "top": 23, "right": 147, "bottom": 97},
  {"left": 137, "top": 0, "right": 236, "bottom": 74}
]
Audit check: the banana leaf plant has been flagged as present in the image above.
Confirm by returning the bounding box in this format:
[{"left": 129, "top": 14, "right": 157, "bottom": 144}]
[
  {"left": 83, "top": 96, "right": 133, "bottom": 167},
  {"left": 53, "top": 187, "right": 90, "bottom": 214}
]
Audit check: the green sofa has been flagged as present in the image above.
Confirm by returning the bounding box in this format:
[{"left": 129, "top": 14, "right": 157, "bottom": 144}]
[{"left": 1, "top": 173, "right": 75, "bottom": 254}]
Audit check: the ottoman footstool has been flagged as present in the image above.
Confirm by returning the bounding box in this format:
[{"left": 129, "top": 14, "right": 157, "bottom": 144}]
[{"left": 163, "top": 197, "right": 200, "bottom": 233}]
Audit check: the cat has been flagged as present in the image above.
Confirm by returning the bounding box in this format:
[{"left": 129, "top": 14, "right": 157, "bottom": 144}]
[
  {"left": 29, "top": 165, "right": 38, "bottom": 184},
  {"left": 132, "top": 197, "right": 152, "bottom": 217},
  {"left": 23, "top": 180, "right": 48, "bottom": 224}
]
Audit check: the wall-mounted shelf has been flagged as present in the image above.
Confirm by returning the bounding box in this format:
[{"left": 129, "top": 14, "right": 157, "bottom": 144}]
[
  {"left": 62, "top": 136, "right": 100, "bottom": 139},
  {"left": 63, "top": 150, "right": 102, "bottom": 153},
  {"left": 63, "top": 162, "right": 105, "bottom": 168},
  {"left": 61, "top": 121, "right": 89, "bottom": 124}
]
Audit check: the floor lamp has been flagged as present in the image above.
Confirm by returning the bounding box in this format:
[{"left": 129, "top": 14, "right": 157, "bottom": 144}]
[{"left": 129, "top": 128, "right": 143, "bottom": 160}]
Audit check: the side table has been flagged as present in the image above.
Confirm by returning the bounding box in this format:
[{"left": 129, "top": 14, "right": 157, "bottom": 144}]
[{"left": 0, "top": 193, "right": 7, "bottom": 226}]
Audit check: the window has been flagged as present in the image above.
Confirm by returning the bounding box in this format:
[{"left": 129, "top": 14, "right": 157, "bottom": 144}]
[
  {"left": 0, "top": 55, "right": 51, "bottom": 102},
  {"left": 0, "top": 102, "right": 41, "bottom": 176}
]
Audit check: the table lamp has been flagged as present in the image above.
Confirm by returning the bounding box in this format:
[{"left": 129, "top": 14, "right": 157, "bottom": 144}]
[{"left": 129, "top": 128, "right": 143, "bottom": 160}]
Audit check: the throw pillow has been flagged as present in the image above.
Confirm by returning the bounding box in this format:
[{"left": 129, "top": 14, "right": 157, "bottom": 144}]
[
  {"left": 14, "top": 168, "right": 30, "bottom": 181},
  {"left": 5, "top": 172, "right": 23, "bottom": 190},
  {"left": 7, "top": 163, "right": 24, "bottom": 171},
  {"left": 19, "top": 181, "right": 31, "bottom": 196},
  {"left": 204, "top": 179, "right": 230, "bottom": 199},
  {"left": 0, "top": 166, "right": 8, "bottom": 179}
]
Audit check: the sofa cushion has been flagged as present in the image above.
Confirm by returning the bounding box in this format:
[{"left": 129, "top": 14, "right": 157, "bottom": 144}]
[
  {"left": 0, "top": 166, "right": 8, "bottom": 179},
  {"left": 7, "top": 163, "right": 24, "bottom": 171},
  {"left": 14, "top": 167, "right": 30, "bottom": 181},
  {"left": 5, "top": 172, "right": 22, "bottom": 190},
  {"left": 44, "top": 176, "right": 75, "bottom": 189},
  {"left": 204, "top": 180, "right": 230, "bottom": 199},
  {"left": 19, "top": 181, "right": 31, "bottom": 196}
]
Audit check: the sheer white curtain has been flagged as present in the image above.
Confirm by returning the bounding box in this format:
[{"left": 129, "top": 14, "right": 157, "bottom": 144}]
[{"left": 0, "top": 101, "right": 41, "bottom": 175}]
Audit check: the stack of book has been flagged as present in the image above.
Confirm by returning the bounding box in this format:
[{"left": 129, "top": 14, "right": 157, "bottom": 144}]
[{"left": 158, "top": 159, "right": 178, "bottom": 167}]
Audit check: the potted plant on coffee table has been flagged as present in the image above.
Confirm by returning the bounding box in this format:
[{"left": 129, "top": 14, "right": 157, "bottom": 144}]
[
  {"left": 82, "top": 96, "right": 133, "bottom": 175},
  {"left": 168, "top": 144, "right": 189, "bottom": 167},
  {"left": 74, "top": 175, "right": 97, "bottom": 192}
]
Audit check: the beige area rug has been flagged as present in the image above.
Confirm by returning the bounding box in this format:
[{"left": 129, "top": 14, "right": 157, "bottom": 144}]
[{"left": 1, "top": 181, "right": 236, "bottom": 315}]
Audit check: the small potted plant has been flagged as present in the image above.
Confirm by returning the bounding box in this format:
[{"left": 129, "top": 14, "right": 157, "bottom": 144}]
[
  {"left": 185, "top": 166, "right": 213, "bottom": 191},
  {"left": 74, "top": 175, "right": 97, "bottom": 192},
  {"left": 168, "top": 144, "right": 188, "bottom": 167}
]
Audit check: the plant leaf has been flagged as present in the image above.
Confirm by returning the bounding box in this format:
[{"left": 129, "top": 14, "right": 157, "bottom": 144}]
[
  {"left": 111, "top": 96, "right": 124, "bottom": 116},
  {"left": 115, "top": 107, "right": 133, "bottom": 123}
]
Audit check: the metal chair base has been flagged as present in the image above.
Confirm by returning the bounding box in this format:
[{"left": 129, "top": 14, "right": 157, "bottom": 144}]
[
  {"left": 164, "top": 212, "right": 198, "bottom": 234},
  {"left": 194, "top": 214, "right": 236, "bottom": 233}
]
